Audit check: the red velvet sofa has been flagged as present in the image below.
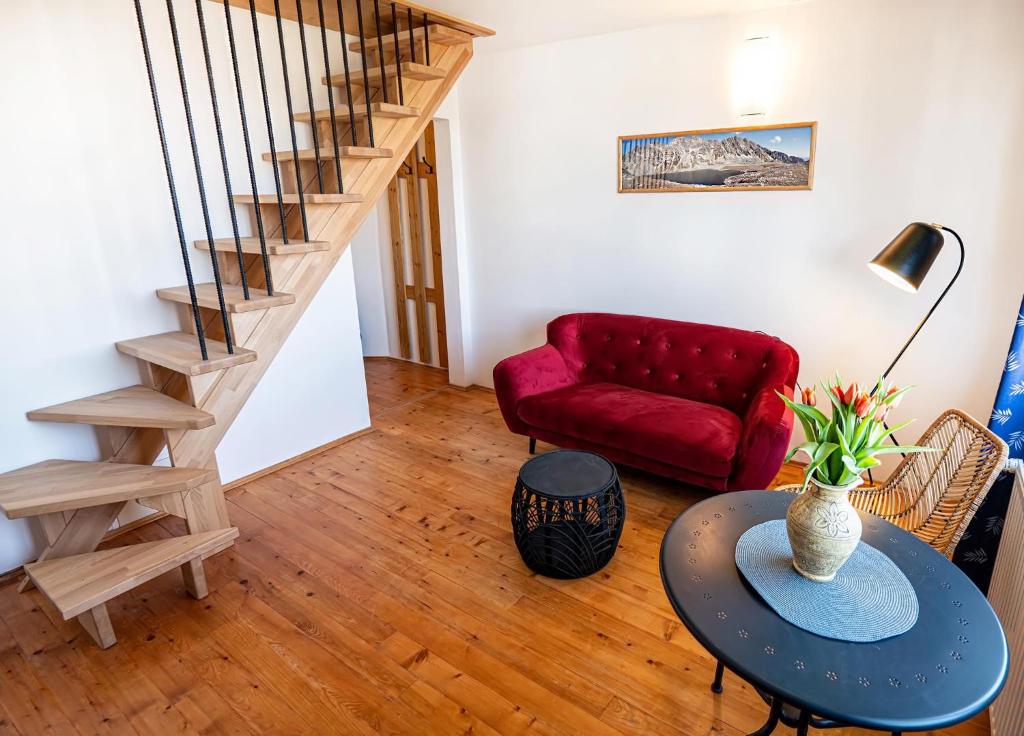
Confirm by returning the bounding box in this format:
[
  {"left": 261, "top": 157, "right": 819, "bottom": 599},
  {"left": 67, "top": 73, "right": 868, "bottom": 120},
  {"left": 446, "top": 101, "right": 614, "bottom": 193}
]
[{"left": 493, "top": 313, "right": 799, "bottom": 492}]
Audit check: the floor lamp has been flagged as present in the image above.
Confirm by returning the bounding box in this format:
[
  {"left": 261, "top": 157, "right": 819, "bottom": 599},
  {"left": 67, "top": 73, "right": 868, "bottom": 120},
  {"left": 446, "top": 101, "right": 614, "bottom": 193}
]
[
  {"left": 866, "top": 222, "right": 966, "bottom": 474},
  {"left": 868, "top": 222, "right": 966, "bottom": 382}
]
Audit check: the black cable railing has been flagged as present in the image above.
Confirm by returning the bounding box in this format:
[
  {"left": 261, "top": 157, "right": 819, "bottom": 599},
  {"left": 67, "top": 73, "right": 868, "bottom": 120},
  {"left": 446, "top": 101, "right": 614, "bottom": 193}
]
[
  {"left": 273, "top": 0, "right": 311, "bottom": 240},
  {"left": 133, "top": 0, "right": 208, "bottom": 360},
  {"left": 224, "top": 0, "right": 273, "bottom": 296},
  {"left": 335, "top": 0, "right": 359, "bottom": 146},
  {"left": 407, "top": 7, "right": 416, "bottom": 64},
  {"left": 295, "top": 0, "right": 325, "bottom": 195},
  {"left": 195, "top": 0, "right": 249, "bottom": 301},
  {"left": 391, "top": 3, "right": 404, "bottom": 105},
  {"left": 424, "top": 11, "right": 431, "bottom": 65},
  {"left": 317, "top": 0, "right": 345, "bottom": 193},
  {"left": 354, "top": 0, "right": 376, "bottom": 147},
  {"left": 247, "top": 0, "right": 289, "bottom": 244},
  {"left": 373, "top": 0, "right": 389, "bottom": 104},
  {"left": 165, "top": 0, "right": 234, "bottom": 352},
  {"left": 132, "top": 0, "right": 455, "bottom": 361}
]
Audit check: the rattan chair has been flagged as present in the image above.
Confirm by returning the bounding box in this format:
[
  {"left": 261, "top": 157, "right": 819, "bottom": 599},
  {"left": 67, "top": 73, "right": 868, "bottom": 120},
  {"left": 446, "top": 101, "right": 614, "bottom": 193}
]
[{"left": 779, "top": 409, "right": 1009, "bottom": 558}]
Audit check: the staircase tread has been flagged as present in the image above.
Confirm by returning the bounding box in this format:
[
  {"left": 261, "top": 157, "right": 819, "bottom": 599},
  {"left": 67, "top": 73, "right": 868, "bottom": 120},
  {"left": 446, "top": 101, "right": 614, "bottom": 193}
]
[
  {"left": 326, "top": 61, "right": 445, "bottom": 87},
  {"left": 157, "top": 283, "right": 295, "bottom": 314},
  {"left": 294, "top": 102, "right": 419, "bottom": 124},
  {"left": 263, "top": 146, "right": 393, "bottom": 163},
  {"left": 234, "top": 192, "right": 363, "bottom": 205},
  {"left": 349, "top": 23, "right": 468, "bottom": 53},
  {"left": 27, "top": 386, "right": 214, "bottom": 430},
  {"left": 25, "top": 528, "right": 239, "bottom": 619},
  {"left": 195, "top": 237, "right": 330, "bottom": 256},
  {"left": 116, "top": 332, "right": 256, "bottom": 377},
  {"left": 0, "top": 460, "right": 217, "bottom": 520}
]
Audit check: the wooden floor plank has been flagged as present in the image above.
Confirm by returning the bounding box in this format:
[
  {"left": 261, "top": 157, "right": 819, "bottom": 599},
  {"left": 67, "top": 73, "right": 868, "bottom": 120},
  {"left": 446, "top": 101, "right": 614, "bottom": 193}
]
[{"left": 0, "top": 358, "right": 990, "bottom": 736}]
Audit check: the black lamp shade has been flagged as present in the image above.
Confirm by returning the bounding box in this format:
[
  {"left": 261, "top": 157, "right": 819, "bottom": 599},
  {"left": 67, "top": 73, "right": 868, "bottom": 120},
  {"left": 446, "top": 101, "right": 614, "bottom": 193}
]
[{"left": 868, "top": 222, "right": 945, "bottom": 293}]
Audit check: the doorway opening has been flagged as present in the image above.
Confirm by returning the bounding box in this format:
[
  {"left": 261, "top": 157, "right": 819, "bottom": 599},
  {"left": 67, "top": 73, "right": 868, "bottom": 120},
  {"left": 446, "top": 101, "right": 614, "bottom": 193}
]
[
  {"left": 386, "top": 121, "right": 448, "bottom": 371},
  {"left": 351, "top": 119, "right": 462, "bottom": 391}
]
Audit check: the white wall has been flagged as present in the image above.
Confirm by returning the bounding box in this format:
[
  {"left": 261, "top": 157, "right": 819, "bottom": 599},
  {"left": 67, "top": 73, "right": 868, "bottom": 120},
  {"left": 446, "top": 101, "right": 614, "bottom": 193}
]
[
  {"left": 454, "top": 0, "right": 1024, "bottom": 442},
  {"left": 0, "top": 0, "right": 370, "bottom": 571},
  {"left": 351, "top": 208, "right": 391, "bottom": 356}
]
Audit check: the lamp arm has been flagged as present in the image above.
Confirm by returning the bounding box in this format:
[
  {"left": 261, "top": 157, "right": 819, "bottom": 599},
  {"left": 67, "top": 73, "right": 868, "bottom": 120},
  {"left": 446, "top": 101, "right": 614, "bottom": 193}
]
[{"left": 877, "top": 225, "right": 966, "bottom": 383}]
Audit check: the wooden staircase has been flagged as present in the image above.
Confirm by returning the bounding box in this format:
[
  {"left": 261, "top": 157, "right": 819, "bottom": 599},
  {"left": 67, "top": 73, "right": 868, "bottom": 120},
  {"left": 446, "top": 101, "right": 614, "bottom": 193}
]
[{"left": 0, "top": 2, "right": 492, "bottom": 649}]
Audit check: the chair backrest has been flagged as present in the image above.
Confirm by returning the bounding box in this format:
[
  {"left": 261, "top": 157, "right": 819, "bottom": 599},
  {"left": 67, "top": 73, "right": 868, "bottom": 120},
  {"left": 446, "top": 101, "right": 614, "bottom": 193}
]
[
  {"left": 850, "top": 408, "right": 1009, "bottom": 557},
  {"left": 546, "top": 313, "right": 799, "bottom": 416}
]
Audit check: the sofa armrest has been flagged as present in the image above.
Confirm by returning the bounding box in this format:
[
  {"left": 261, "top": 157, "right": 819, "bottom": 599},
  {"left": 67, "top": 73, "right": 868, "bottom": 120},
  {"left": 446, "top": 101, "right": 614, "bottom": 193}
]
[
  {"left": 728, "top": 384, "right": 795, "bottom": 491},
  {"left": 493, "top": 344, "right": 576, "bottom": 435}
]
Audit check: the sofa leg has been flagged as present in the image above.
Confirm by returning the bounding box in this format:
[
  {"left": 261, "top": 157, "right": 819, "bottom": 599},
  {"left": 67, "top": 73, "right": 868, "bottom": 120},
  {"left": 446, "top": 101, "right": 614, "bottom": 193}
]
[{"left": 529, "top": 438, "right": 537, "bottom": 455}]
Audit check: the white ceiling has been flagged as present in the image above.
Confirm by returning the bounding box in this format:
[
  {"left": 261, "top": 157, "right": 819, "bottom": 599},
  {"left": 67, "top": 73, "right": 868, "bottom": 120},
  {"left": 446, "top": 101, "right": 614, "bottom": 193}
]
[{"left": 428, "top": 0, "right": 813, "bottom": 52}]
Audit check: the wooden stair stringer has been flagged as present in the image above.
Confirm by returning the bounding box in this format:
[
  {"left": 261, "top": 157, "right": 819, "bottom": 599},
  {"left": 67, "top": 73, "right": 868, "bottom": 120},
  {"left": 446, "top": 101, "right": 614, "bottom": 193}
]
[{"left": 116, "top": 40, "right": 474, "bottom": 475}]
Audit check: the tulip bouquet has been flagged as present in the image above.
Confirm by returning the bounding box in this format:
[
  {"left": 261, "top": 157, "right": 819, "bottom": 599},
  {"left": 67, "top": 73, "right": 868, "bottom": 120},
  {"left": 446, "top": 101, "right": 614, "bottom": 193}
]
[{"left": 777, "top": 376, "right": 933, "bottom": 492}]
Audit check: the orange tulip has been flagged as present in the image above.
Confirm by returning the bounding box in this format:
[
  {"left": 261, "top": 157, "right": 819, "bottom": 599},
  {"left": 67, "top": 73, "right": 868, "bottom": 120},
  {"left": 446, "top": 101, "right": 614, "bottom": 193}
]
[
  {"left": 854, "top": 392, "right": 872, "bottom": 418},
  {"left": 801, "top": 387, "right": 817, "bottom": 406},
  {"left": 874, "top": 405, "right": 890, "bottom": 423},
  {"left": 885, "top": 385, "right": 903, "bottom": 408},
  {"left": 836, "top": 382, "right": 858, "bottom": 406}
]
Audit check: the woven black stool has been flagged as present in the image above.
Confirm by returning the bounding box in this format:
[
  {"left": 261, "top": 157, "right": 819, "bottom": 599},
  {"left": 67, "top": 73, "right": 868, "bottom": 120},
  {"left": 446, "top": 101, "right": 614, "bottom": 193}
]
[{"left": 511, "top": 450, "right": 625, "bottom": 579}]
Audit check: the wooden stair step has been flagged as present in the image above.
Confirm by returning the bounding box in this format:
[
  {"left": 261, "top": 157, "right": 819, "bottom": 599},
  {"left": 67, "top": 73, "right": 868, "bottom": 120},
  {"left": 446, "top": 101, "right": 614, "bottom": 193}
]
[
  {"left": 0, "top": 460, "right": 217, "bottom": 519},
  {"left": 116, "top": 332, "right": 256, "bottom": 377},
  {"left": 349, "top": 23, "right": 469, "bottom": 53},
  {"left": 294, "top": 102, "right": 419, "bottom": 124},
  {"left": 262, "top": 146, "right": 393, "bottom": 163},
  {"left": 26, "top": 527, "right": 239, "bottom": 648},
  {"left": 27, "top": 386, "right": 214, "bottom": 430},
  {"left": 195, "top": 237, "right": 329, "bottom": 256},
  {"left": 234, "top": 192, "right": 363, "bottom": 206},
  {"left": 157, "top": 283, "right": 295, "bottom": 314},
  {"left": 325, "top": 61, "right": 445, "bottom": 88}
]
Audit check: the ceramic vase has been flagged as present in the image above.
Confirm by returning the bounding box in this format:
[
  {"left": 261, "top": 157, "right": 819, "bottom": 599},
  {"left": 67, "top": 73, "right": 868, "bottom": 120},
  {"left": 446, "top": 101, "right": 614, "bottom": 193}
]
[{"left": 786, "top": 476, "right": 863, "bottom": 583}]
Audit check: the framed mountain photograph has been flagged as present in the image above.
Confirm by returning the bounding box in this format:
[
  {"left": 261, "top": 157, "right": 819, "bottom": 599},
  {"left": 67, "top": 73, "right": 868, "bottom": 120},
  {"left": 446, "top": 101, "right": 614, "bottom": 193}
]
[{"left": 618, "top": 122, "right": 817, "bottom": 193}]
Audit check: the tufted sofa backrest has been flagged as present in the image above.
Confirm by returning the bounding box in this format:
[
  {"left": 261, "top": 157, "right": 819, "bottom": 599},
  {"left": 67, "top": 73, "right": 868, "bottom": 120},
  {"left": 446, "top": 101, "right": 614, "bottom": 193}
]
[{"left": 547, "top": 313, "right": 799, "bottom": 416}]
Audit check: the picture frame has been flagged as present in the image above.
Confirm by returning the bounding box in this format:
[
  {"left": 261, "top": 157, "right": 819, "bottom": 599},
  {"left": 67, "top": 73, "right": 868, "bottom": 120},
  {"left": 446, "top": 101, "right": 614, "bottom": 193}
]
[{"left": 618, "top": 121, "right": 817, "bottom": 193}]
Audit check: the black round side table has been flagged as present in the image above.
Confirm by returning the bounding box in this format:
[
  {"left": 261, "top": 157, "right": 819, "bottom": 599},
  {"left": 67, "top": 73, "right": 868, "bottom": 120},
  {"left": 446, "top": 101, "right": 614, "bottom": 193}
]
[
  {"left": 511, "top": 450, "right": 625, "bottom": 579},
  {"left": 660, "top": 491, "right": 1008, "bottom": 736}
]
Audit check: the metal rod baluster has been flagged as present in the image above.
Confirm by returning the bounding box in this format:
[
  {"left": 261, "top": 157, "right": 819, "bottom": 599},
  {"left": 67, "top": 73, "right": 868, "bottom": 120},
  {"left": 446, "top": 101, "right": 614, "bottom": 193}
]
[
  {"left": 133, "top": 0, "right": 208, "bottom": 360},
  {"left": 335, "top": 0, "right": 359, "bottom": 146},
  {"left": 391, "top": 3, "right": 403, "bottom": 105},
  {"left": 423, "top": 12, "right": 430, "bottom": 65},
  {"left": 224, "top": 0, "right": 273, "bottom": 296},
  {"left": 248, "top": 0, "right": 289, "bottom": 244},
  {"left": 317, "top": 0, "right": 344, "bottom": 193},
  {"left": 355, "top": 0, "right": 376, "bottom": 147},
  {"left": 273, "top": 0, "right": 310, "bottom": 240},
  {"left": 165, "top": 0, "right": 234, "bottom": 352},
  {"left": 195, "top": 0, "right": 249, "bottom": 301},
  {"left": 407, "top": 7, "right": 416, "bottom": 64},
  {"left": 295, "top": 0, "right": 325, "bottom": 194},
  {"left": 373, "top": 0, "right": 389, "bottom": 104}
]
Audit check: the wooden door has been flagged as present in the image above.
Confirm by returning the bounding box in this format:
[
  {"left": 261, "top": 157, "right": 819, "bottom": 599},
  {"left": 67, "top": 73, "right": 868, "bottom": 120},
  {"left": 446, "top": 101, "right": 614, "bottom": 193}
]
[{"left": 386, "top": 122, "right": 448, "bottom": 368}]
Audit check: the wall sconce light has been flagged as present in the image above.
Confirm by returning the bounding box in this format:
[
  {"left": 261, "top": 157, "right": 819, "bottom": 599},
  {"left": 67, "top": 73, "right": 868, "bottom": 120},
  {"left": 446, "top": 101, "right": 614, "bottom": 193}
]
[{"left": 733, "top": 35, "right": 780, "bottom": 119}]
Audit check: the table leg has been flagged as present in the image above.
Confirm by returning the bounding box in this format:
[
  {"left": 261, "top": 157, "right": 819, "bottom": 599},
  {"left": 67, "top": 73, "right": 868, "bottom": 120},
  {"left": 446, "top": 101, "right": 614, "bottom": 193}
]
[
  {"left": 748, "top": 696, "right": 782, "bottom": 736},
  {"left": 795, "top": 710, "right": 811, "bottom": 736},
  {"left": 711, "top": 660, "right": 725, "bottom": 694}
]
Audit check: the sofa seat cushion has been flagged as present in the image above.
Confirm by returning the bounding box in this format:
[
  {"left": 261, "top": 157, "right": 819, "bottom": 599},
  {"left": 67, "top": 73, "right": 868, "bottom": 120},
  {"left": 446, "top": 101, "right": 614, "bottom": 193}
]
[{"left": 517, "top": 382, "right": 743, "bottom": 478}]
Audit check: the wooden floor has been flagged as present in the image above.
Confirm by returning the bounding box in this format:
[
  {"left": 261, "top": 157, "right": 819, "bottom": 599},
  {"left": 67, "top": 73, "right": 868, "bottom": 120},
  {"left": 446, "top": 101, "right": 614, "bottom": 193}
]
[{"left": 0, "top": 358, "right": 990, "bottom": 735}]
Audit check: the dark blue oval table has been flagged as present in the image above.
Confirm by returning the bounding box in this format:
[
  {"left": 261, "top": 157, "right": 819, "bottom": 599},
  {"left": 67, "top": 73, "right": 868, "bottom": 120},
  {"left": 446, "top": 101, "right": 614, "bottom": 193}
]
[{"left": 659, "top": 491, "right": 1008, "bottom": 736}]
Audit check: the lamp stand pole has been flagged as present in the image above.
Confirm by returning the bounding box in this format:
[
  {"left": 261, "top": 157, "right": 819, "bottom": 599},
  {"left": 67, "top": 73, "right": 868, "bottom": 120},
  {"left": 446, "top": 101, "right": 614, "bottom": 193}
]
[{"left": 868, "top": 226, "right": 965, "bottom": 481}]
